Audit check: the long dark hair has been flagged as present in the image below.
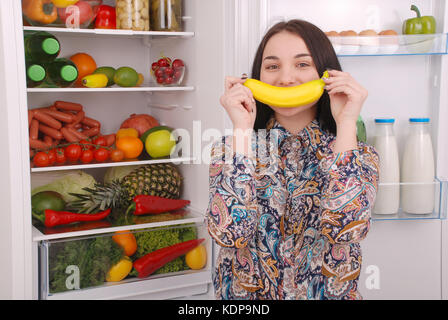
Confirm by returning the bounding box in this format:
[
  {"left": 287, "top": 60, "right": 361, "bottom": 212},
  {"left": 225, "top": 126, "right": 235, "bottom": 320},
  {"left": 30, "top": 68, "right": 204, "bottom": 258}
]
[{"left": 252, "top": 19, "right": 341, "bottom": 135}]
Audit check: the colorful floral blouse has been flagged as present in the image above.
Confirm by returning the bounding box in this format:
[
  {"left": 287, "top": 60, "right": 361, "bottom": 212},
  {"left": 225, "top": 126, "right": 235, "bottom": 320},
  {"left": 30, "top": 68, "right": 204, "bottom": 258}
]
[{"left": 206, "top": 117, "right": 379, "bottom": 300}]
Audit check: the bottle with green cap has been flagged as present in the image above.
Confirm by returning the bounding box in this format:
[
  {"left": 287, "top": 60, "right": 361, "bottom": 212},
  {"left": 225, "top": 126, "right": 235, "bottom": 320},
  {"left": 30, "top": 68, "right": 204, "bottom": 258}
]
[
  {"left": 45, "top": 58, "right": 78, "bottom": 88},
  {"left": 26, "top": 63, "right": 46, "bottom": 88},
  {"left": 24, "top": 31, "right": 61, "bottom": 63}
]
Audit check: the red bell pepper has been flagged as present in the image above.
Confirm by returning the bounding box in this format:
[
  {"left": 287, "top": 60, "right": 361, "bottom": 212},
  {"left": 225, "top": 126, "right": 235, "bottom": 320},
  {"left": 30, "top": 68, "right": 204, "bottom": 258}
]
[
  {"left": 94, "top": 5, "right": 116, "bottom": 29},
  {"left": 32, "top": 208, "right": 111, "bottom": 227},
  {"left": 133, "top": 238, "right": 205, "bottom": 278},
  {"left": 125, "top": 195, "right": 190, "bottom": 217}
]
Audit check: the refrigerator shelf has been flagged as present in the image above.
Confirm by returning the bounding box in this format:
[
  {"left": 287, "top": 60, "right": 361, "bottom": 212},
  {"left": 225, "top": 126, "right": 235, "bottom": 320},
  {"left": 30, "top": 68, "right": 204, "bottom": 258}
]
[
  {"left": 330, "top": 33, "right": 448, "bottom": 57},
  {"left": 23, "top": 26, "right": 195, "bottom": 39},
  {"left": 27, "top": 86, "right": 195, "bottom": 93},
  {"left": 371, "top": 177, "right": 448, "bottom": 221},
  {"left": 32, "top": 206, "right": 205, "bottom": 242},
  {"left": 30, "top": 157, "right": 197, "bottom": 173}
]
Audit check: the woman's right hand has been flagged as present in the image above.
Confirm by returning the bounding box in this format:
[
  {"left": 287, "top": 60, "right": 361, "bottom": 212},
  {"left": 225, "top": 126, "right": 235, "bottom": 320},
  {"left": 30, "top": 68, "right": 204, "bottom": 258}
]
[{"left": 219, "top": 76, "right": 257, "bottom": 130}]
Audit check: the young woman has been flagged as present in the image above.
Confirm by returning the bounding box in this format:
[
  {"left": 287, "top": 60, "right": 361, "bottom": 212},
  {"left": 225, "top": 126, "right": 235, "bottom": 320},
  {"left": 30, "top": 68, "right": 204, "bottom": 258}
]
[{"left": 206, "top": 19, "right": 379, "bottom": 300}]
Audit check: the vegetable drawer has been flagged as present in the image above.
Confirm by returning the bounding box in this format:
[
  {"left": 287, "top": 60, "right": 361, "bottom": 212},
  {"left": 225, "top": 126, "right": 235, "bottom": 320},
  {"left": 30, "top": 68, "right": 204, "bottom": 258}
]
[{"left": 38, "top": 222, "right": 212, "bottom": 300}]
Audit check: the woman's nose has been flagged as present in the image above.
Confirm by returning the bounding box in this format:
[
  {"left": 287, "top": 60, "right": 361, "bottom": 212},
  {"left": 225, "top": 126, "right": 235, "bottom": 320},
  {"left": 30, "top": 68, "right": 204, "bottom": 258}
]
[{"left": 277, "top": 68, "right": 297, "bottom": 87}]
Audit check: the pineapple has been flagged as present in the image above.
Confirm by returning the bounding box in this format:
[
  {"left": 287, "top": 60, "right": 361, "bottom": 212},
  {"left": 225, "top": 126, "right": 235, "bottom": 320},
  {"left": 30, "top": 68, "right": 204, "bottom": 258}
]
[{"left": 68, "top": 163, "right": 182, "bottom": 213}]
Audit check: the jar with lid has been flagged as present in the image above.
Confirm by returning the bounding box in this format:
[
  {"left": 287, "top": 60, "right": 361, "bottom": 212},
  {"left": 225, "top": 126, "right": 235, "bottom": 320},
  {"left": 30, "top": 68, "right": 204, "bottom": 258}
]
[
  {"left": 401, "top": 118, "right": 435, "bottom": 214},
  {"left": 372, "top": 118, "right": 400, "bottom": 215},
  {"left": 151, "top": 0, "right": 183, "bottom": 31},
  {"left": 116, "top": 0, "right": 150, "bottom": 31}
]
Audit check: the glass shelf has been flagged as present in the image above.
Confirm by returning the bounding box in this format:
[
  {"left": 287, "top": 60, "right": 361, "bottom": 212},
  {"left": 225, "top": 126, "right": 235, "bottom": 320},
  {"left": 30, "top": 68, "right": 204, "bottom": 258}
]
[
  {"left": 371, "top": 177, "right": 447, "bottom": 221},
  {"left": 329, "top": 33, "right": 448, "bottom": 57}
]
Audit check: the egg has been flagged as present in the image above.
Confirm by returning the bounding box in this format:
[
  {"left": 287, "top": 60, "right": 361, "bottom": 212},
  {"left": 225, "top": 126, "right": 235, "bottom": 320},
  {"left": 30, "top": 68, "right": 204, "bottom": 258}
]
[
  {"left": 378, "top": 29, "right": 399, "bottom": 54},
  {"left": 339, "top": 30, "right": 358, "bottom": 45},
  {"left": 358, "top": 29, "right": 379, "bottom": 54}
]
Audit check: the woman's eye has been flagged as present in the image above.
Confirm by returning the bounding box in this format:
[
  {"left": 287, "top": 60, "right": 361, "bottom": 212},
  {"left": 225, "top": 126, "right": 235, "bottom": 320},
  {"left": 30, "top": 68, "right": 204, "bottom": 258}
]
[
  {"left": 297, "top": 62, "right": 309, "bottom": 68},
  {"left": 266, "top": 64, "right": 279, "bottom": 70}
]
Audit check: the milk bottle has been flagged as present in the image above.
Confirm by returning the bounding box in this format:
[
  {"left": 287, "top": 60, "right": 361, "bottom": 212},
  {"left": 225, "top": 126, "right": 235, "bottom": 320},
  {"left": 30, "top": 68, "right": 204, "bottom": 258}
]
[
  {"left": 401, "top": 118, "right": 435, "bottom": 214},
  {"left": 372, "top": 119, "right": 400, "bottom": 214}
]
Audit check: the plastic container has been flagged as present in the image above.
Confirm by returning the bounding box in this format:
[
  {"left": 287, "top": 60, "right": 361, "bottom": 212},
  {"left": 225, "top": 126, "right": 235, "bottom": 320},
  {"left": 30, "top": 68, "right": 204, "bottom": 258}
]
[
  {"left": 372, "top": 118, "right": 400, "bottom": 214},
  {"left": 401, "top": 118, "right": 435, "bottom": 214},
  {"left": 151, "top": 66, "right": 185, "bottom": 86},
  {"left": 116, "top": 0, "right": 150, "bottom": 31},
  {"left": 150, "top": 0, "right": 183, "bottom": 31},
  {"left": 22, "top": 0, "right": 102, "bottom": 28}
]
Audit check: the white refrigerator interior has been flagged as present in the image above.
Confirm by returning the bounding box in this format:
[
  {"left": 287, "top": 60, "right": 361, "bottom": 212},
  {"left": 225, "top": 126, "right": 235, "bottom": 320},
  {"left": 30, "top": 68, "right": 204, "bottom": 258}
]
[{"left": 0, "top": 0, "right": 447, "bottom": 300}]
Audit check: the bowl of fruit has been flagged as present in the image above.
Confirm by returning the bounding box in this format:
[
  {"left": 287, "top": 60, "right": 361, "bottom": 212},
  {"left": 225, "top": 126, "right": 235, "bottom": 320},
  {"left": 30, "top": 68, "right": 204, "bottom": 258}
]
[
  {"left": 22, "top": 0, "right": 102, "bottom": 28},
  {"left": 151, "top": 56, "right": 185, "bottom": 86}
]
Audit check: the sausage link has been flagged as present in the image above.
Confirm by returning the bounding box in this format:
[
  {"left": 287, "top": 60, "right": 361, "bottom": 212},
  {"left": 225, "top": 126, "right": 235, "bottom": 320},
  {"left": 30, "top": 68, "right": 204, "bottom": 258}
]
[
  {"left": 67, "top": 127, "right": 88, "bottom": 140},
  {"left": 29, "top": 139, "right": 49, "bottom": 150},
  {"left": 54, "top": 100, "right": 83, "bottom": 112},
  {"left": 29, "top": 119, "right": 39, "bottom": 140},
  {"left": 41, "top": 109, "right": 74, "bottom": 123},
  {"left": 81, "top": 126, "right": 100, "bottom": 137},
  {"left": 33, "top": 110, "right": 62, "bottom": 130},
  {"left": 39, "top": 123, "right": 63, "bottom": 140},
  {"left": 81, "top": 116, "right": 101, "bottom": 128},
  {"left": 43, "top": 135, "right": 54, "bottom": 146},
  {"left": 61, "top": 127, "right": 79, "bottom": 143},
  {"left": 28, "top": 110, "right": 34, "bottom": 127}
]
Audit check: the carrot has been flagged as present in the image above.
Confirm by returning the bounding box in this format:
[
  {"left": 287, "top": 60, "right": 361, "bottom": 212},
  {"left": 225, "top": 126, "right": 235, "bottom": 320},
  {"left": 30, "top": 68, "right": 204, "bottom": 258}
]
[
  {"left": 39, "top": 124, "right": 63, "bottom": 140},
  {"left": 29, "top": 119, "right": 39, "bottom": 140},
  {"left": 33, "top": 111, "right": 62, "bottom": 130},
  {"left": 61, "top": 127, "right": 79, "bottom": 142},
  {"left": 54, "top": 100, "right": 83, "bottom": 112}
]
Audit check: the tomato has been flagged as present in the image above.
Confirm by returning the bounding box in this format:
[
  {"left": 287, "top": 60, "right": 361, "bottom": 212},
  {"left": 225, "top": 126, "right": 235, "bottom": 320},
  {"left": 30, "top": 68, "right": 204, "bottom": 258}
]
[
  {"left": 151, "top": 62, "right": 159, "bottom": 71},
  {"left": 157, "top": 58, "right": 169, "bottom": 68},
  {"left": 93, "top": 136, "right": 107, "bottom": 147},
  {"left": 33, "top": 152, "right": 50, "bottom": 167},
  {"left": 65, "top": 144, "right": 82, "bottom": 162},
  {"left": 172, "top": 59, "right": 184, "bottom": 68},
  {"left": 165, "top": 76, "right": 174, "bottom": 85},
  {"left": 58, "top": 1, "right": 93, "bottom": 25},
  {"left": 93, "top": 147, "right": 109, "bottom": 162},
  {"left": 54, "top": 148, "right": 66, "bottom": 164},
  {"left": 47, "top": 149, "right": 56, "bottom": 165},
  {"left": 110, "top": 149, "right": 125, "bottom": 162},
  {"left": 79, "top": 139, "right": 94, "bottom": 150},
  {"left": 80, "top": 149, "right": 94, "bottom": 164}
]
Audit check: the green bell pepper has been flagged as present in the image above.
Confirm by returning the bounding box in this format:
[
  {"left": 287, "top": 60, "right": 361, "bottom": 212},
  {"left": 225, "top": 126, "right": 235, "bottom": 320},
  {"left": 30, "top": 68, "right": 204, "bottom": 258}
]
[{"left": 403, "top": 5, "right": 436, "bottom": 34}]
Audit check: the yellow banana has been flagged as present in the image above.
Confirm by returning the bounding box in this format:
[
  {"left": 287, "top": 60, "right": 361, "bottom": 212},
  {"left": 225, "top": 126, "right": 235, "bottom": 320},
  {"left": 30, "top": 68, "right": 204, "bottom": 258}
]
[
  {"left": 81, "top": 74, "right": 108, "bottom": 88},
  {"left": 243, "top": 71, "right": 329, "bottom": 108}
]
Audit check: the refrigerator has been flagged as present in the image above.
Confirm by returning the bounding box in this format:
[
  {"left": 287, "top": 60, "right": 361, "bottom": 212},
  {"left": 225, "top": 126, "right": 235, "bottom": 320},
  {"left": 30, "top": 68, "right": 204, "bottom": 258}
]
[{"left": 0, "top": 0, "right": 447, "bottom": 300}]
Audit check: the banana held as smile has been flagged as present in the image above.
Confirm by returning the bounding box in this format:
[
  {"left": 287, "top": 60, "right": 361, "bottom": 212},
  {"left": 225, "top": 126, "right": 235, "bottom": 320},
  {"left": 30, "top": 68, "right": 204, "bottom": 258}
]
[{"left": 243, "top": 71, "right": 329, "bottom": 108}]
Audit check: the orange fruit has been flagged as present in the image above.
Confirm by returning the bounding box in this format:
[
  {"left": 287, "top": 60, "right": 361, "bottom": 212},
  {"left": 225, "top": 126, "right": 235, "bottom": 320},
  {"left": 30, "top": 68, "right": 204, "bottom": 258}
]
[
  {"left": 70, "top": 53, "right": 97, "bottom": 85},
  {"left": 115, "top": 136, "right": 144, "bottom": 159},
  {"left": 112, "top": 230, "right": 137, "bottom": 256}
]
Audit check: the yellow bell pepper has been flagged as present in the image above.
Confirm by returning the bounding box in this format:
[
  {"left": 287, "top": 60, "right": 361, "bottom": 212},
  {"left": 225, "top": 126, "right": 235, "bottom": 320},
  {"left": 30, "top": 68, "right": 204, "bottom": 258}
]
[
  {"left": 51, "top": 0, "right": 79, "bottom": 8},
  {"left": 106, "top": 256, "right": 133, "bottom": 282},
  {"left": 116, "top": 128, "right": 139, "bottom": 140}
]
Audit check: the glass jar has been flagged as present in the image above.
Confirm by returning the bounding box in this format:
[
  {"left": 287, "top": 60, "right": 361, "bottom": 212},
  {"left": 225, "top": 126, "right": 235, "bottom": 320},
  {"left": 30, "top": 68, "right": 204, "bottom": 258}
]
[
  {"left": 116, "top": 0, "right": 150, "bottom": 31},
  {"left": 151, "top": 0, "right": 183, "bottom": 31}
]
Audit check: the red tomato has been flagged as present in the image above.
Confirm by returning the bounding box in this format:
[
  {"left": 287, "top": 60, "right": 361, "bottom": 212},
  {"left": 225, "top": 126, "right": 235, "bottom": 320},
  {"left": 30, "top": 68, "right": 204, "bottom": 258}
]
[
  {"left": 110, "top": 149, "right": 125, "bottom": 162},
  {"left": 55, "top": 148, "right": 66, "bottom": 164},
  {"left": 47, "top": 149, "right": 56, "bottom": 165},
  {"left": 33, "top": 152, "right": 50, "bottom": 167},
  {"left": 172, "top": 59, "right": 184, "bottom": 68},
  {"left": 65, "top": 144, "right": 82, "bottom": 162},
  {"left": 165, "top": 67, "right": 174, "bottom": 77},
  {"left": 79, "top": 139, "right": 94, "bottom": 150},
  {"left": 157, "top": 58, "right": 169, "bottom": 68},
  {"left": 165, "top": 76, "right": 174, "bottom": 84},
  {"left": 94, "top": 148, "right": 109, "bottom": 162},
  {"left": 151, "top": 62, "right": 159, "bottom": 71},
  {"left": 58, "top": 1, "right": 93, "bottom": 26},
  {"left": 93, "top": 136, "right": 107, "bottom": 147},
  {"left": 80, "top": 149, "right": 94, "bottom": 164}
]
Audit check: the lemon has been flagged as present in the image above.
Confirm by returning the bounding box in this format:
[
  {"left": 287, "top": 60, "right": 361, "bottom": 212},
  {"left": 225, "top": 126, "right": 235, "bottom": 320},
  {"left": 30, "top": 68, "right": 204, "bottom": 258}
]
[
  {"left": 185, "top": 244, "right": 207, "bottom": 270},
  {"left": 106, "top": 256, "right": 133, "bottom": 282}
]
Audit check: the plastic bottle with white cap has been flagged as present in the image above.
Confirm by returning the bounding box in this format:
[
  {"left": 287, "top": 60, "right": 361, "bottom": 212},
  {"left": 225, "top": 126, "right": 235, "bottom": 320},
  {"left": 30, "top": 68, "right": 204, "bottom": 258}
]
[
  {"left": 401, "top": 118, "right": 435, "bottom": 214},
  {"left": 372, "top": 118, "right": 400, "bottom": 214}
]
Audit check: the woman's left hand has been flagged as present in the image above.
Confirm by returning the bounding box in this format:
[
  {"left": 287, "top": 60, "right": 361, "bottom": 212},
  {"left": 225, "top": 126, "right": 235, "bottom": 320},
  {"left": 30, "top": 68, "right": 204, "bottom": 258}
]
[{"left": 323, "top": 69, "right": 368, "bottom": 127}]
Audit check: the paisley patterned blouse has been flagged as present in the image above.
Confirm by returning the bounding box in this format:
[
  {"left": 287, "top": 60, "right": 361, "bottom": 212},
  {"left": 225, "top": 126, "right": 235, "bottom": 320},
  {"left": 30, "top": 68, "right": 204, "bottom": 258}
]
[{"left": 206, "top": 117, "right": 379, "bottom": 300}]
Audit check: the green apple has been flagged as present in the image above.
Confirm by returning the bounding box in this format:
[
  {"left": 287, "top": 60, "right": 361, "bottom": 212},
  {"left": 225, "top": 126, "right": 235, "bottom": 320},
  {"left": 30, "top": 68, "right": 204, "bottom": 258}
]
[{"left": 145, "top": 129, "right": 176, "bottom": 158}]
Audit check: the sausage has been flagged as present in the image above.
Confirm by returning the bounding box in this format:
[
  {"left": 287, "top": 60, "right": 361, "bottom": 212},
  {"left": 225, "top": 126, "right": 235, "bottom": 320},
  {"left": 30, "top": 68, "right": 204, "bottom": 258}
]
[
  {"left": 28, "top": 110, "right": 34, "bottom": 127},
  {"left": 39, "top": 123, "right": 63, "bottom": 140},
  {"left": 29, "top": 139, "right": 49, "bottom": 150},
  {"left": 67, "top": 126, "right": 88, "bottom": 140},
  {"left": 81, "top": 126, "right": 100, "bottom": 137},
  {"left": 103, "top": 134, "right": 116, "bottom": 147},
  {"left": 61, "top": 127, "right": 79, "bottom": 143},
  {"left": 66, "top": 110, "right": 85, "bottom": 128},
  {"left": 41, "top": 109, "right": 74, "bottom": 123},
  {"left": 33, "top": 110, "right": 62, "bottom": 130},
  {"left": 54, "top": 101, "right": 83, "bottom": 112},
  {"left": 43, "top": 135, "right": 54, "bottom": 146},
  {"left": 29, "top": 119, "right": 39, "bottom": 140},
  {"left": 81, "top": 116, "right": 101, "bottom": 128}
]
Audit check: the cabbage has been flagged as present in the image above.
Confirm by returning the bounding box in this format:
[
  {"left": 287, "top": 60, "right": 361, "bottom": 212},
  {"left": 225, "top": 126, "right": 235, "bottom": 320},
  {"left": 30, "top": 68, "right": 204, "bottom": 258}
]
[
  {"left": 31, "top": 170, "right": 97, "bottom": 202},
  {"left": 103, "top": 165, "right": 142, "bottom": 184}
]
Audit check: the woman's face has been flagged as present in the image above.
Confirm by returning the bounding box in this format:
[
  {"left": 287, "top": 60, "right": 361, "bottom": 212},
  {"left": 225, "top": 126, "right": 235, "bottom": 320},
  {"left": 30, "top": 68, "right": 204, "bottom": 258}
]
[{"left": 260, "top": 31, "right": 320, "bottom": 117}]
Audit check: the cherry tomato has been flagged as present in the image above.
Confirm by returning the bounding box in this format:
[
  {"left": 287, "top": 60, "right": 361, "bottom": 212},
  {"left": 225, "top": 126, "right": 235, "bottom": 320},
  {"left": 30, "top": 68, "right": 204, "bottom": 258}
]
[
  {"left": 65, "top": 144, "right": 82, "bottom": 162},
  {"left": 54, "top": 148, "right": 66, "bottom": 164},
  {"left": 33, "top": 152, "right": 50, "bottom": 167},
  {"left": 110, "top": 149, "right": 125, "bottom": 162},
  {"left": 80, "top": 149, "right": 94, "bottom": 164},
  {"left": 172, "top": 59, "right": 184, "bottom": 68},
  {"left": 157, "top": 58, "right": 169, "bottom": 68},
  {"left": 79, "top": 139, "right": 94, "bottom": 150},
  {"left": 155, "top": 68, "right": 165, "bottom": 78},
  {"left": 47, "top": 149, "right": 56, "bottom": 165},
  {"left": 151, "top": 62, "right": 159, "bottom": 71},
  {"left": 173, "top": 69, "right": 183, "bottom": 80},
  {"left": 93, "top": 136, "right": 107, "bottom": 147},
  {"left": 94, "top": 147, "right": 109, "bottom": 162},
  {"left": 165, "top": 76, "right": 174, "bottom": 84},
  {"left": 165, "top": 67, "right": 174, "bottom": 76},
  {"left": 156, "top": 76, "right": 165, "bottom": 84}
]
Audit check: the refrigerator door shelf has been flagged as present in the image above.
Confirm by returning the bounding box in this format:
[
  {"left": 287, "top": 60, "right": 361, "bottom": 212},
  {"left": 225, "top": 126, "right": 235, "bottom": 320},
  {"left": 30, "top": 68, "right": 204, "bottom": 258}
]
[
  {"left": 371, "top": 177, "right": 448, "bottom": 221},
  {"left": 27, "top": 86, "right": 195, "bottom": 93},
  {"left": 39, "top": 222, "right": 212, "bottom": 300}
]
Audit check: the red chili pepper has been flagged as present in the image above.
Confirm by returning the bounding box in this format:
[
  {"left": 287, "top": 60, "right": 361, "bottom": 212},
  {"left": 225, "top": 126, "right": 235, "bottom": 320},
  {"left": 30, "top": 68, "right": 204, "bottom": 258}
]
[
  {"left": 94, "top": 5, "right": 116, "bottom": 29},
  {"left": 125, "top": 195, "right": 190, "bottom": 217},
  {"left": 133, "top": 238, "right": 205, "bottom": 278},
  {"left": 33, "top": 208, "right": 111, "bottom": 227}
]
